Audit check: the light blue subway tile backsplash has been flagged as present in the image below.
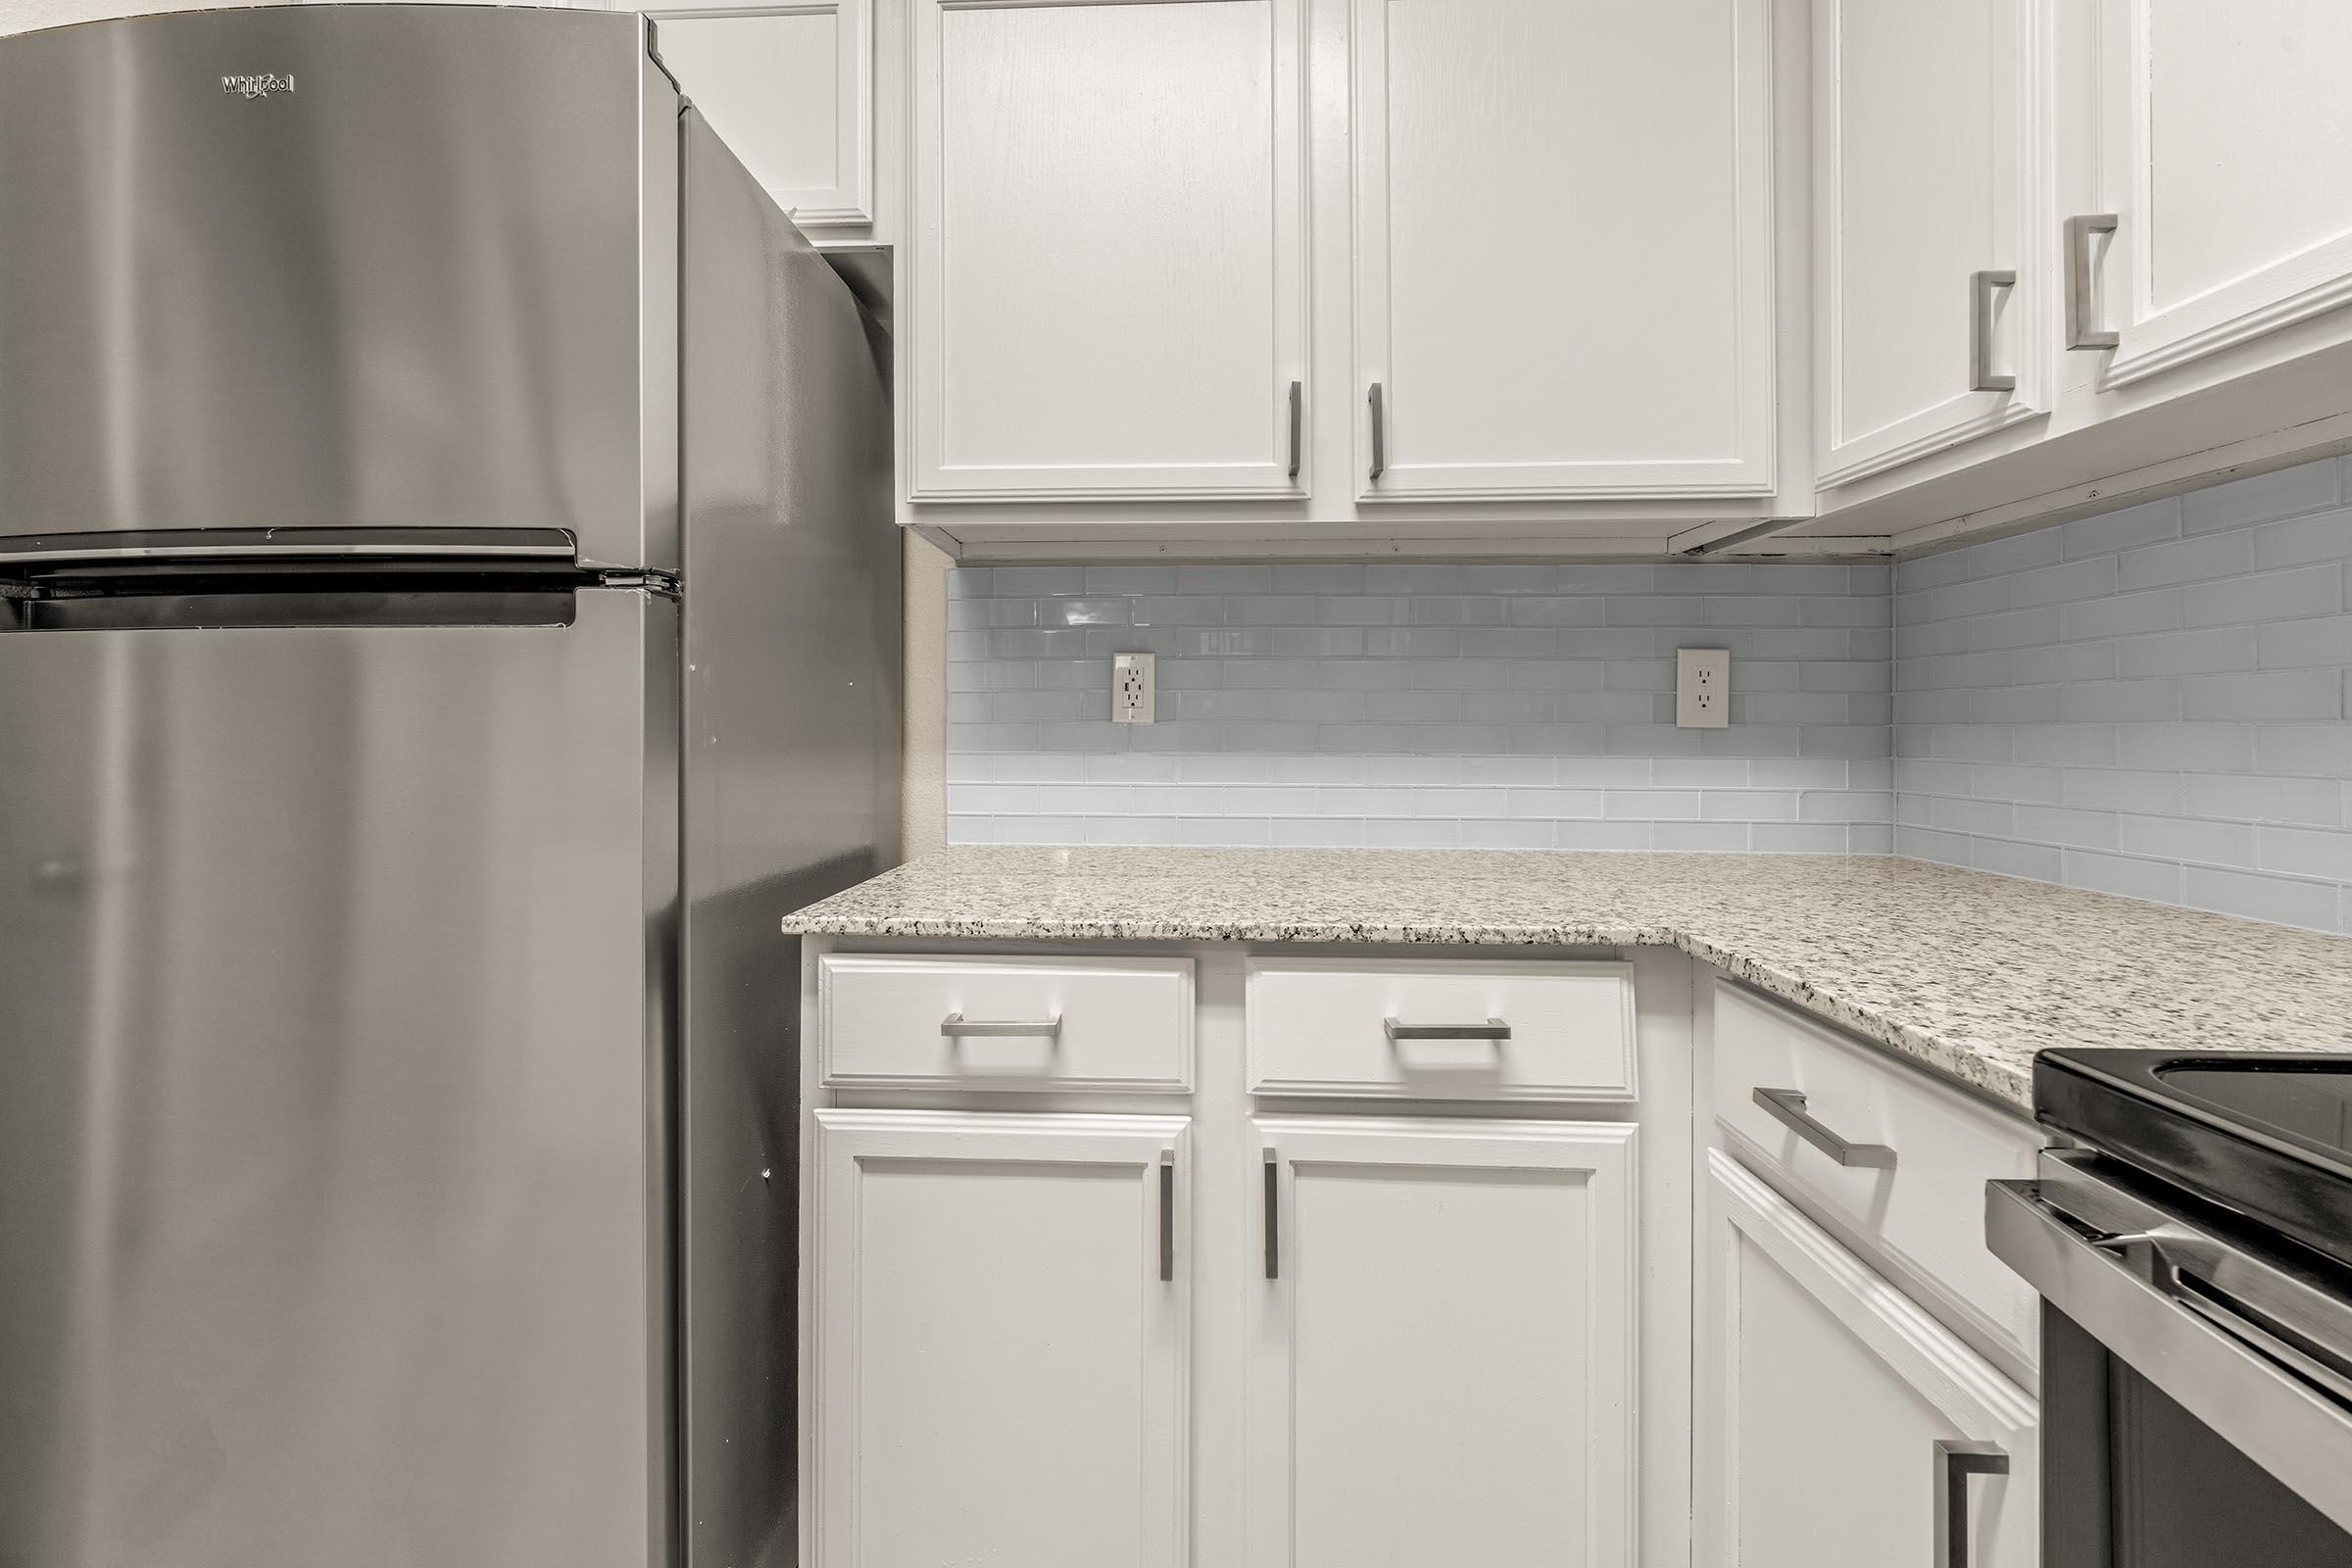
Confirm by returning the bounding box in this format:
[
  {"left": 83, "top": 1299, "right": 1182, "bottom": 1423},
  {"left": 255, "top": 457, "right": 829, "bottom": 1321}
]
[
  {"left": 1895, "top": 455, "right": 2352, "bottom": 935},
  {"left": 947, "top": 561, "right": 1897, "bottom": 856},
  {"left": 941, "top": 456, "right": 2352, "bottom": 935}
]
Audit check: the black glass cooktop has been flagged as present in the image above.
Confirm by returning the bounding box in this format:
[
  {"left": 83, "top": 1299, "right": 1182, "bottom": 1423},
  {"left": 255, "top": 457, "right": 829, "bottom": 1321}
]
[
  {"left": 2158, "top": 1063, "right": 2352, "bottom": 1163},
  {"left": 2036, "top": 1051, "right": 2352, "bottom": 1274}
]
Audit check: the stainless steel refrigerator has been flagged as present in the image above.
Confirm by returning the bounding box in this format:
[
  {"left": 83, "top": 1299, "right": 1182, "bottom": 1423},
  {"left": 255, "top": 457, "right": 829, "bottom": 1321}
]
[{"left": 0, "top": 8, "right": 899, "bottom": 1566}]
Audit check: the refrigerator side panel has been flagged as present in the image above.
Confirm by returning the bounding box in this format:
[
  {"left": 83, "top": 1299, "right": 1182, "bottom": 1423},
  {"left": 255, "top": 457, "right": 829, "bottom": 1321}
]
[
  {"left": 642, "top": 585, "right": 685, "bottom": 1568},
  {"left": 0, "top": 588, "right": 678, "bottom": 1568},
  {"left": 641, "top": 43, "right": 683, "bottom": 578},
  {"left": 678, "top": 109, "right": 899, "bottom": 1568},
  {"left": 0, "top": 7, "right": 663, "bottom": 569}
]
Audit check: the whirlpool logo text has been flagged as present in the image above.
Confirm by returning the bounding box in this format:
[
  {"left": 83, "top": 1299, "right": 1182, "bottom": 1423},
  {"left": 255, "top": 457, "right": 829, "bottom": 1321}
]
[{"left": 220, "top": 74, "right": 296, "bottom": 100}]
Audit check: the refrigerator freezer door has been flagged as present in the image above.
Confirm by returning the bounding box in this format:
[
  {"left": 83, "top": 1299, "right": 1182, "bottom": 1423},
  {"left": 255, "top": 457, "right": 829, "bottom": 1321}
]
[
  {"left": 0, "top": 6, "right": 672, "bottom": 570},
  {"left": 0, "top": 587, "right": 679, "bottom": 1568}
]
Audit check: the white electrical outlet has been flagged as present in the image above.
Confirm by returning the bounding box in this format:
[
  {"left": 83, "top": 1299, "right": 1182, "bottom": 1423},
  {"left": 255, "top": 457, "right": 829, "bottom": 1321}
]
[
  {"left": 1111, "top": 651, "right": 1155, "bottom": 723},
  {"left": 1676, "top": 647, "right": 1731, "bottom": 729}
]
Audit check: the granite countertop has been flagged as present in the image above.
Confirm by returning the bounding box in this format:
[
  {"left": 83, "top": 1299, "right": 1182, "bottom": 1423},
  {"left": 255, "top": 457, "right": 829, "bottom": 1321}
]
[{"left": 782, "top": 847, "right": 2352, "bottom": 1111}]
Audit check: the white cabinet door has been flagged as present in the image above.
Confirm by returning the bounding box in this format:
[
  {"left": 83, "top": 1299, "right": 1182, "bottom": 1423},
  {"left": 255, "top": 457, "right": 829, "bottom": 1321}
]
[
  {"left": 645, "top": 1, "right": 872, "bottom": 226},
  {"left": 1349, "top": 0, "right": 1776, "bottom": 501},
  {"left": 811, "top": 1109, "right": 1191, "bottom": 1568},
  {"left": 909, "top": 0, "right": 1307, "bottom": 501},
  {"left": 1815, "top": 0, "right": 2047, "bottom": 487},
  {"left": 1247, "top": 1116, "right": 1638, "bottom": 1567},
  {"left": 2083, "top": 0, "right": 2352, "bottom": 388},
  {"left": 1696, "top": 1150, "right": 2037, "bottom": 1568}
]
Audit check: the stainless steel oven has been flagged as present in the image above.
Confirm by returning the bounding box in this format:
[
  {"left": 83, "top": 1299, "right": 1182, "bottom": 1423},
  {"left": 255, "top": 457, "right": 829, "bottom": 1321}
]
[{"left": 1988, "top": 1051, "right": 2352, "bottom": 1566}]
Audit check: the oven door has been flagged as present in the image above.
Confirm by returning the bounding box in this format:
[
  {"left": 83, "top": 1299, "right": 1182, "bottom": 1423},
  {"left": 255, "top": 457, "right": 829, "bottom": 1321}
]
[{"left": 1989, "top": 1152, "right": 2352, "bottom": 1566}]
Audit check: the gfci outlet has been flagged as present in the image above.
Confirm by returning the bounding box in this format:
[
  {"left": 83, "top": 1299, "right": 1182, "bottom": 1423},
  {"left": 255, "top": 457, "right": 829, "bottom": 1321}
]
[
  {"left": 1111, "top": 651, "right": 1155, "bottom": 723},
  {"left": 1676, "top": 648, "right": 1730, "bottom": 729}
]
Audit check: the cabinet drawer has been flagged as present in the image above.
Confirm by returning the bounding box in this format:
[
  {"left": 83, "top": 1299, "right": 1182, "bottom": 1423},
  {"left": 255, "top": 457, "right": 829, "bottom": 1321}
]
[
  {"left": 1710, "top": 979, "right": 2041, "bottom": 1362},
  {"left": 819, "top": 954, "right": 1194, "bottom": 1092},
  {"left": 1246, "top": 957, "right": 1635, "bottom": 1102}
]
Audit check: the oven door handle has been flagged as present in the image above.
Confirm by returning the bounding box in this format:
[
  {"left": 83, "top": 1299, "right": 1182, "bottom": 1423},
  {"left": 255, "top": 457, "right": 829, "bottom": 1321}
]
[
  {"left": 1986, "top": 1176, "right": 2352, "bottom": 1540},
  {"left": 2085, "top": 1225, "right": 2352, "bottom": 1408}
]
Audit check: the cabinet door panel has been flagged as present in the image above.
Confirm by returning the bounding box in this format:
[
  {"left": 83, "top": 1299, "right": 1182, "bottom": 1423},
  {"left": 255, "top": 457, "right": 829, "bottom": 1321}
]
[
  {"left": 648, "top": 2, "right": 872, "bottom": 226},
  {"left": 812, "top": 1109, "right": 1190, "bottom": 1568},
  {"left": 1249, "top": 1117, "right": 1637, "bottom": 1567},
  {"left": 1696, "top": 1150, "right": 2037, "bottom": 1568},
  {"left": 1815, "top": 0, "right": 2046, "bottom": 486},
  {"left": 911, "top": 0, "right": 1306, "bottom": 499},
  {"left": 1352, "top": 0, "right": 1775, "bottom": 500},
  {"left": 2092, "top": 0, "right": 2352, "bottom": 386}
]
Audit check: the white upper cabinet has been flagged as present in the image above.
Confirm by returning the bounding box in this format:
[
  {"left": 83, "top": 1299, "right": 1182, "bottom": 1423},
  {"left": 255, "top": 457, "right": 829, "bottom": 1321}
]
[
  {"left": 2081, "top": 0, "right": 2352, "bottom": 388},
  {"left": 867, "top": 0, "right": 2352, "bottom": 549},
  {"left": 908, "top": 0, "right": 1307, "bottom": 501},
  {"left": 1813, "top": 0, "right": 2046, "bottom": 487},
  {"left": 647, "top": 1, "right": 873, "bottom": 227},
  {"left": 1248, "top": 1116, "right": 1639, "bottom": 1567},
  {"left": 1349, "top": 0, "right": 1778, "bottom": 502}
]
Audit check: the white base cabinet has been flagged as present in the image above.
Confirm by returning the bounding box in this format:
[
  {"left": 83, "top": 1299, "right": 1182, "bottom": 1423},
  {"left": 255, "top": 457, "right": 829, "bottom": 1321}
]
[
  {"left": 1247, "top": 1116, "right": 1639, "bottom": 1567},
  {"left": 801, "top": 942, "right": 1684, "bottom": 1566},
  {"left": 1696, "top": 1150, "right": 2038, "bottom": 1568},
  {"left": 809, "top": 1109, "right": 1191, "bottom": 1568},
  {"left": 799, "top": 941, "right": 2038, "bottom": 1567}
]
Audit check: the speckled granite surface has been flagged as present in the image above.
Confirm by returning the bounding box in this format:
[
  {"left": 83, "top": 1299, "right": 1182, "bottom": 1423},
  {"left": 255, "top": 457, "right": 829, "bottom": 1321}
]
[{"left": 782, "top": 848, "right": 2352, "bottom": 1110}]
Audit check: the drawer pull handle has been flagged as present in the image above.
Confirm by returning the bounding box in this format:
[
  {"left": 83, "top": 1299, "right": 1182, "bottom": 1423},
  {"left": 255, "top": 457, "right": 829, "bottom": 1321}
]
[
  {"left": 1751, "top": 1087, "right": 1896, "bottom": 1169},
  {"left": 1159, "top": 1150, "right": 1176, "bottom": 1284},
  {"left": 940, "top": 1012, "right": 1062, "bottom": 1040},
  {"left": 1384, "top": 1016, "right": 1510, "bottom": 1043},
  {"left": 1934, "top": 1441, "right": 2008, "bottom": 1568},
  {"left": 1263, "top": 1148, "right": 1280, "bottom": 1281}
]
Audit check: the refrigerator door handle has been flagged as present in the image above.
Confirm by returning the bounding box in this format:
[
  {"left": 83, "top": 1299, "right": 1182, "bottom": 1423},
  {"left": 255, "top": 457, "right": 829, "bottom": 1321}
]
[{"left": 0, "top": 525, "right": 579, "bottom": 568}]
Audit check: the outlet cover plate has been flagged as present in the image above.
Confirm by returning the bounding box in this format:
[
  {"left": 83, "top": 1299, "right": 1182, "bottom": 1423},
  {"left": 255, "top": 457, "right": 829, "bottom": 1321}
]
[
  {"left": 1112, "top": 651, "right": 1155, "bottom": 723},
  {"left": 1676, "top": 647, "right": 1730, "bottom": 729}
]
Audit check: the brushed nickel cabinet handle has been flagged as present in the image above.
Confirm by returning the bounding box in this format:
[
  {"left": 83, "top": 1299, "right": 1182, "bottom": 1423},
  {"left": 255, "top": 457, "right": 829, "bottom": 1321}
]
[
  {"left": 1367, "top": 381, "right": 1386, "bottom": 483},
  {"left": 1263, "top": 1148, "right": 1280, "bottom": 1281},
  {"left": 1934, "top": 1441, "right": 2008, "bottom": 1568},
  {"left": 1158, "top": 1150, "right": 1175, "bottom": 1284},
  {"left": 1287, "top": 380, "right": 1302, "bottom": 480},
  {"left": 1383, "top": 1016, "right": 1511, "bottom": 1042},
  {"left": 940, "top": 1012, "right": 1061, "bottom": 1039},
  {"left": 1969, "top": 270, "right": 2018, "bottom": 391},
  {"left": 1751, "top": 1087, "right": 1896, "bottom": 1169},
  {"left": 2065, "top": 214, "right": 2120, "bottom": 350}
]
